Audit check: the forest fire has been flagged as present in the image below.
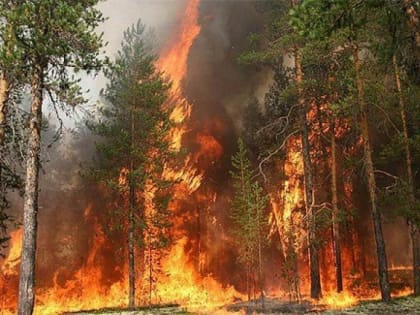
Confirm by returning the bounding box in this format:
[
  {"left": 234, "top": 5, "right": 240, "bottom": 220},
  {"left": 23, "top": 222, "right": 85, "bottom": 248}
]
[
  {"left": 1, "top": 0, "right": 241, "bottom": 313},
  {"left": 1, "top": 0, "right": 418, "bottom": 314}
]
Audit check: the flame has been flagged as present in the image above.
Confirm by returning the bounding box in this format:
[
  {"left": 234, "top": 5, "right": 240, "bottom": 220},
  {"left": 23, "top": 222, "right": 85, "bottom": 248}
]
[
  {"left": 1, "top": 229, "right": 22, "bottom": 277},
  {"left": 319, "top": 291, "right": 358, "bottom": 309},
  {"left": 0, "top": 205, "right": 129, "bottom": 314},
  {"left": 155, "top": 238, "right": 242, "bottom": 312},
  {"left": 158, "top": 0, "right": 200, "bottom": 153},
  {"left": 157, "top": 0, "right": 200, "bottom": 93},
  {"left": 154, "top": 0, "right": 242, "bottom": 310}
]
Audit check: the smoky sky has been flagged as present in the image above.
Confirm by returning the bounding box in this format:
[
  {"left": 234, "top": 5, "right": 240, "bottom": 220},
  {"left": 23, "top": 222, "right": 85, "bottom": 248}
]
[{"left": 75, "top": 0, "right": 188, "bottom": 124}]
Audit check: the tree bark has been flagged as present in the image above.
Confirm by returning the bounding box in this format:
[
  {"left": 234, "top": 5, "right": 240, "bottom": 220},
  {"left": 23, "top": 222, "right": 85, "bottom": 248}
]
[
  {"left": 392, "top": 54, "right": 420, "bottom": 295},
  {"left": 246, "top": 261, "right": 251, "bottom": 301},
  {"left": 258, "top": 234, "right": 264, "bottom": 306},
  {"left": 0, "top": 73, "right": 9, "bottom": 147},
  {"left": 256, "top": 192, "right": 265, "bottom": 308},
  {"left": 331, "top": 129, "right": 343, "bottom": 292},
  {"left": 148, "top": 239, "right": 152, "bottom": 306},
  {"left": 18, "top": 64, "right": 43, "bottom": 315},
  {"left": 294, "top": 48, "right": 322, "bottom": 299},
  {"left": 0, "top": 74, "right": 9, "bottom": 220},
  {"left": 352, "top": 45, "right": 390, "bottom": 302},
  {"left": 128, "top": 107, "right": 135, "bottom": 308}
]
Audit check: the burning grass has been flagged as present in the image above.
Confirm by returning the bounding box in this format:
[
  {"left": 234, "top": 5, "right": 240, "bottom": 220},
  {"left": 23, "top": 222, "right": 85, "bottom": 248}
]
[{"left": 63, "top": 303, "right": 189, "bottom": 315}]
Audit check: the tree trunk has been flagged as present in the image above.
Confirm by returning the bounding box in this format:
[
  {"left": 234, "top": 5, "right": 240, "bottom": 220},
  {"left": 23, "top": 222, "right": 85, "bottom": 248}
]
[
  {"left": 392, "top": 54, "right": 420, "bottom": 295},
  {"left": 148, "top": 239, "right": 152, "bottom": 306},
  {"left": 128, "top": 108, "right": 136, "bottom": 308},
  {"left": 0, "top": 73, "right": 9, "bottom": 147},
  {"left": 294, "top": 48, "right": 322, "bottom": 299},
  {"left": 352, "top": 45, "right": 390, "bottom": 302},
  {"left": 246, "top": 261, "right": 251, "bottom": 302},
  {"left": 331, "top": 129, "right": 343, "bottom": 292},
  {"left": 0, "top": 74, "right": 9, "bottom": 223},
  {"left": 18, "top": 64, "right": 43, "bottom": 315},
  {"left": 256, "top": 192, "right": 265, "bottom": 308}
]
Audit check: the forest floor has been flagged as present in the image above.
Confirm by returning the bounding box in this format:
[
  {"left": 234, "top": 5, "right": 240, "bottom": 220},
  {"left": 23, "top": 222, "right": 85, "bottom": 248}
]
[
  {"left": 65, "top": 296, "right": 420, "bottom": 314},
  {"left": 313, "top": 295, "right": 420, "bottom": 315},
  {"left": 227, "top": 295, "right": 420, "bottom": 314}
]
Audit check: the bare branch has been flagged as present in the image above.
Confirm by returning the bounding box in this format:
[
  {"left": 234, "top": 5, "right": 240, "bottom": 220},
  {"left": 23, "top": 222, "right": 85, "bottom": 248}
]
[
  {"left": 370, "top": 102, "right": 401, "bottom": 135},
  {"left": 257, "top": 129, "right": 300, "bottom": 182},
  {"left": 374, "top": 169, "right": 399, "bottom": 180}
]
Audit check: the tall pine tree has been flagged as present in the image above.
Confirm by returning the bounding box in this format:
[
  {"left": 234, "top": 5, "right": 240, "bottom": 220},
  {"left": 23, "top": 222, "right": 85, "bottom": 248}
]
[
  {"left": 87, "top": 21, "right": 173, "bottom": 308},
  {"left": 2, "top": 2, "right": 107, "bottom": 313},
  {"left": 230, "top": 138, "right": 268, "bottom": 303}
]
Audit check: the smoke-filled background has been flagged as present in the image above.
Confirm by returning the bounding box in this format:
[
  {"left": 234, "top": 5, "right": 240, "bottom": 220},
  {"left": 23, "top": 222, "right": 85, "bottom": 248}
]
[{"left": 2, "top": 0, "right": 413, "bottom": 307}]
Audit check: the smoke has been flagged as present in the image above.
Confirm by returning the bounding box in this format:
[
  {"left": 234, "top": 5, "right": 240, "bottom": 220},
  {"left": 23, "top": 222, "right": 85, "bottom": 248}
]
[
  {"left": 187, "top": 0, "right": 268, "bottom": 132},
  {"left": 75, "top": 0, "right": 187, "bottom": 116}
]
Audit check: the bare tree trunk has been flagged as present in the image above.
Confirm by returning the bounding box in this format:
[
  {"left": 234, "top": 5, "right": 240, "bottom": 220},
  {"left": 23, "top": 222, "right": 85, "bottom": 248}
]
[
  {"left": 246, "top": 261, "right": 251, "bottom": 302},
  {"left": 256, "top": 191, "right": 265, "bottom": 308},
  {"left": 253, "top": 272, "right": 256, "bottom": 302},
  {"left": 352, "top": 45, "right": 390, "bottom": 302},
  {"left": 18, "top": 64, "right": 43, "bottom": 315},
  {"left": 0, "top": 73, "right": 9, "bottom": 147},
  {"left": 0, "top": 74, "right": 9, "bottom": 226},
  {"left": 411, "top": 226, "right": 420, "bottom": 295},
  {"left": 294, "top": 48, "right": 322, "bottom": 299},
  {"left": 149, "top": 239, "right": 152, "bottom": 306},
  {"left": 331, "top": 129, "right": 343, "bottom": 292},
  {"left": 258, "top": 234, "right": 264, "bottom": 305},
  {"left": 392, "top": 54, "right": 420, "bottom": 295},
  {"left": 128, "top": 108, "right": 135, "bottom": 308}
]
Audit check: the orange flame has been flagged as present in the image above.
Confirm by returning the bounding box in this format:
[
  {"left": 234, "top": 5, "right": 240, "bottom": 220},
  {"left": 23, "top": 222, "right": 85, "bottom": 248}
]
[
  {"left": 155, "top": 0, "right": 242, "bottom": 310},
  {"left": 1, "top": 229, "right": 22, "bottom": 277}
]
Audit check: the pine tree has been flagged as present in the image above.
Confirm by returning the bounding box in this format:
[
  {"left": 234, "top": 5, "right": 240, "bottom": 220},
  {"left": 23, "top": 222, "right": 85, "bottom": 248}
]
[
  {"left": 290, "top": 0, "right": 392, "bottom": 301},
  {"left": 230, "top": 138, "right": 268, "bottom": 303},
  {"left": 87, "top": 20, "right": 173, "bottom": 308},
  {"left": 239, "top": 0, "right": 323, "bottom": 299},
  {"left": 2, "top": 2, "right": 107, "bottom": 313},
  {"left": 370, "top": 0, "right": 420, "bottom": 295}
]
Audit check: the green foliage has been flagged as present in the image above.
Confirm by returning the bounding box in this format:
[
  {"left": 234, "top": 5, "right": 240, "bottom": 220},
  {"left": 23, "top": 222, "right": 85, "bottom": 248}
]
[
  {"left": 4, "top": 0, "right": 106, "bottom": 111},
  {"left": 238, "top": 1, "right": 296, "bottom": 67},
  {"left": 230, "top": 138, "right": 269, "bottom": 272},
  {"left": 87, "top": 20, "right": 173, "bottom": 252},
  {"left": 290, "top": 0, "right": 369, "bottom": 42}
]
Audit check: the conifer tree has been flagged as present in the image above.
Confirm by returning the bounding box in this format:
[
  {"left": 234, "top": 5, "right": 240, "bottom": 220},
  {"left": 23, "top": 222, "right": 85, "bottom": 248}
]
[
  {"left": 367, "top": 0, "right": 420, "bottom": 295},
  {"left": 290, "top": 0, "right": 392, "bottom": 301},
  {"left": 87, "top": 21, "right": 172, "bottom": 308},
  {"left": 230, "top": 138, "right": 268, "bottom": 303},
  {"left": 1, "top": 2, "right": 107, "bottom": 313},
  {"left": 239, "top": 0, "right": 323, "bottom": 299}
]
